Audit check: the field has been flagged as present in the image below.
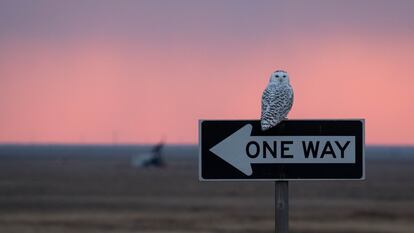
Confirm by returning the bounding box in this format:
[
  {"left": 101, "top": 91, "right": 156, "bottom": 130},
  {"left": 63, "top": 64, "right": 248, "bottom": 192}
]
[{"left": 0, "top": 145, "right": 413, "bottom": 233}]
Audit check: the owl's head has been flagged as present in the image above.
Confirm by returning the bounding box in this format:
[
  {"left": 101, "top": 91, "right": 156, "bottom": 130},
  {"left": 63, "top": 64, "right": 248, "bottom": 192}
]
[{"left": 270, "top": 70, "right": 289, "bottom": 85}]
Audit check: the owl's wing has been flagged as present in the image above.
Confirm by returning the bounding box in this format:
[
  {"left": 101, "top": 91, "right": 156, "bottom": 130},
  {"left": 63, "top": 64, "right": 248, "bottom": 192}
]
[
  {"left": 261, "top": 88, "right": 274, "bottom": 115},
  {"left": 261, "top": 87, "right": 279, "bottom": 130}
]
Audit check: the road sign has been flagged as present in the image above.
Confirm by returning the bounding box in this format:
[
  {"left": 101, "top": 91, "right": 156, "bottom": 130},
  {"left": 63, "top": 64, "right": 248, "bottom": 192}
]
[{"left": 199, "top": 120, "right": 364, "bottom": 180}]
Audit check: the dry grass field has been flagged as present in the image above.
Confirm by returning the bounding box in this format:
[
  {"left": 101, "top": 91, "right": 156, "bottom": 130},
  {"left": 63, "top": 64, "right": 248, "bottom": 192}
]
[{"left": 0, "top": 145, "right": 413, "bottom": 233}]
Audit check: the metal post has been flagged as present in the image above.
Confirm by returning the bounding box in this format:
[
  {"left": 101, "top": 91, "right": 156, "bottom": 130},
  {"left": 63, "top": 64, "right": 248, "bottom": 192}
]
[{"left": 275, "top": 181, "right": 289, "bottom": 233}]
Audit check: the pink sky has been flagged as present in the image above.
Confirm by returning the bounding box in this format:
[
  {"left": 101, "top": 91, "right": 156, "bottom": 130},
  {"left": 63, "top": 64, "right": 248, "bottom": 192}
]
[{"left": 0, "top": 1, "right": 413, "bottom": 145}]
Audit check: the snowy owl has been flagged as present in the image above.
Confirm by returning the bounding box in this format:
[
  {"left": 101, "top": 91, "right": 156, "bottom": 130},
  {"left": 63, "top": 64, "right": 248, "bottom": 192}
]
[{"left": 261, "top": 70, "right": 294, "bottom": 131}]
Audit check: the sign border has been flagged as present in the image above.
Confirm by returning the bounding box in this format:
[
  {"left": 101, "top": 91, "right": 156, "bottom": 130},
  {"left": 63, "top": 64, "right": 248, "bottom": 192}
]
[{"left": 199, "top": 119, "right": 365, "bottom": 181}]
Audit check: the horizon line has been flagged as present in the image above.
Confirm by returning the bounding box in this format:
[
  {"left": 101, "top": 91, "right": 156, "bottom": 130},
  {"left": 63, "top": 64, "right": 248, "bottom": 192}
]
[{"left": 0, "top": 142, "right": 414, "bottom": 148}]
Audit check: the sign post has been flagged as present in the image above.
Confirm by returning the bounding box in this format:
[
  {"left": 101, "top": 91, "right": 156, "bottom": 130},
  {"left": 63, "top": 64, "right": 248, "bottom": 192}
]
[
  {"left": 199, "top": 119, "right": 365, "bottom": 232},
  {"left": 275, "top": 181, "right": 288, "bottom": 233}
]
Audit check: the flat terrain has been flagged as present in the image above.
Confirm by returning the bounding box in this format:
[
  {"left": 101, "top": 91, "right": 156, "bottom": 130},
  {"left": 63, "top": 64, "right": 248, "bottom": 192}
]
[{"left": 0, "top": 145, "right": 413, "bottom": 233}]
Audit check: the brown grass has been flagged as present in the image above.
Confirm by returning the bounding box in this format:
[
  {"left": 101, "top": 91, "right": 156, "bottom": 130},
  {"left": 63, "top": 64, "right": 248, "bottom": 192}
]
[{"left": 0, "top": 150, "right": 413, "bottom": 233}]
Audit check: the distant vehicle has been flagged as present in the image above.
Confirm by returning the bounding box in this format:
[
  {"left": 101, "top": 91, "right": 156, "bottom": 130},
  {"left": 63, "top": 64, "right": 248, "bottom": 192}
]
[{"left": 131, "top": 142, "right": 165, "bottom": 168}]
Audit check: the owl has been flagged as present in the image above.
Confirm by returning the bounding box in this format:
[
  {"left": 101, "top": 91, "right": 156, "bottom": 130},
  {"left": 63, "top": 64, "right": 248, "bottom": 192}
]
[{"left": 261, "top": 70, "right": 294, "bottom": 131}]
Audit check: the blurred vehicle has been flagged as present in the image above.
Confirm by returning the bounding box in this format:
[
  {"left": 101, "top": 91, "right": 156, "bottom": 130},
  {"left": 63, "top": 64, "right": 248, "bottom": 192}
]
[{"left": 131, "top": 141, "right": 165, "bottom": 168}]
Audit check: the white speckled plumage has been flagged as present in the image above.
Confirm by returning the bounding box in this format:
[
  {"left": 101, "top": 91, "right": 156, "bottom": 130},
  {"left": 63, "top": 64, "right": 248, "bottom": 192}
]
[{"left": 261, "top": 70, "right": 294, "bottom": 131}]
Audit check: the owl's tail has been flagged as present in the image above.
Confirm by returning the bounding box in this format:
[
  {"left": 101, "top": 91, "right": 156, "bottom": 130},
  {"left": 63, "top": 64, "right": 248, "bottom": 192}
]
[
  {"left": 261, "top": 120, "right": 272, "bottom": 131},
  {"left": 261, "top": 118, "right": 284, "bottom": 131}
]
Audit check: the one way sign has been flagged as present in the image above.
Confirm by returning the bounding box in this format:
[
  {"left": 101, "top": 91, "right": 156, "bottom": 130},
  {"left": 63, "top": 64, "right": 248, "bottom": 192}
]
[{"left": 199, "top": 120, "right": 365, "bottom": 181}]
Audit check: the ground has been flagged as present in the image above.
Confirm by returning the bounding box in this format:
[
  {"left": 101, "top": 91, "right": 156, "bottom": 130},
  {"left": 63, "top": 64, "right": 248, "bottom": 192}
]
[{"left": 0, "top": 147, "right": 413, "bottom": 233}]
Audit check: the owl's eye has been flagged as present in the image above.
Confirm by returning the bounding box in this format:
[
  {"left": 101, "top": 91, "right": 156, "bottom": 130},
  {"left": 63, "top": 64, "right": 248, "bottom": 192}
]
[
  {"left": 275, "top": 75, "right": 279, "bottom": 78},
  {"left": 283, "top": 75, "right": 286, "bottom": 78}
]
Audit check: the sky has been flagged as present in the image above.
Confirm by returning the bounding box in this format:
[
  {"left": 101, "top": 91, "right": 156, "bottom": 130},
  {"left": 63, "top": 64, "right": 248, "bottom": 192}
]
[{"left": 0, "top": 0, "right": 414, "bottom": 145}]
